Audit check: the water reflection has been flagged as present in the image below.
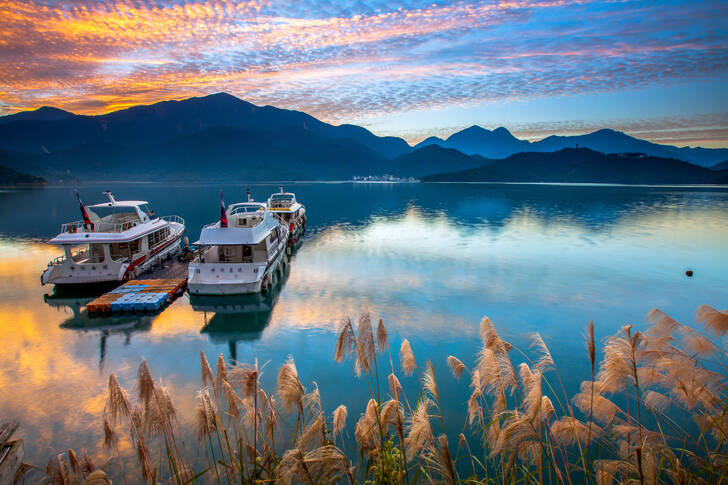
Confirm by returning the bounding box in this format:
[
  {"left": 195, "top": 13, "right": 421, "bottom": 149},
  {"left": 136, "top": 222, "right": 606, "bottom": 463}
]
[
  {"left": 1, "top": 183, "right": 727, "bottom": 470},
  {"left": 191, "top": 259, "right": 292, "bottom": 360}
]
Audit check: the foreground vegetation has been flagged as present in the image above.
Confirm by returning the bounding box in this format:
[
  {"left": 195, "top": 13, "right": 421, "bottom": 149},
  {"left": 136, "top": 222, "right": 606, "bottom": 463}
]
[{"left": 29, "top": 305, "right": 728, "bottom": 484}]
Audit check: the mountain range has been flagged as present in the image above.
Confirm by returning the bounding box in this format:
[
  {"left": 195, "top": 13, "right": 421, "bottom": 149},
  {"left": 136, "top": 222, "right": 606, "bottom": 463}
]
[
  {"left": 416, "top": 125, "right": 728, "bottom": 168},
  {"left": 422, "top": 148, "right": 728, "bottom": 185},
  {"left": 0, "top": 92, "right": 726, "bottom": 183}
]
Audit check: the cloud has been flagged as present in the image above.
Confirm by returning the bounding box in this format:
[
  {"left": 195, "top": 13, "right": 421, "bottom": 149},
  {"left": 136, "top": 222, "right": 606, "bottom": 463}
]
[{"left": 0, "top": 0, "right": 727, "bottom": 145}]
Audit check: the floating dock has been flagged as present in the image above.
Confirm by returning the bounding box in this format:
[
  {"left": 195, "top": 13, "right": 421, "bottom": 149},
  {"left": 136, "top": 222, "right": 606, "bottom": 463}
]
[{"left": 86, "top": 278, "right": 187, "bottom": 314}]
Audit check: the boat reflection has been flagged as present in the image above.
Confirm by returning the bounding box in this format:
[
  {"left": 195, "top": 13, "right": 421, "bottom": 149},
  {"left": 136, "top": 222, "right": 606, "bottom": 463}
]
[
  {"left": 45, "top": 292, "right": 153, "bottom": 369},
  {"left": 190, "top": 260, "right": 291, "bottom": 361}
]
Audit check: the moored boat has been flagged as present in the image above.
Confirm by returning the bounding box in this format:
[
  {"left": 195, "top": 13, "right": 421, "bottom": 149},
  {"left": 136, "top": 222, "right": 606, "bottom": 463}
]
[
  {"left": 187, "top": 193, "right": 289, "bottom": 295},
  {"left": 41, "top": 191, "right": 185, "bottom": 287},
  {"left": 267, "top": 187, "right": 306, "bottom": 243}
]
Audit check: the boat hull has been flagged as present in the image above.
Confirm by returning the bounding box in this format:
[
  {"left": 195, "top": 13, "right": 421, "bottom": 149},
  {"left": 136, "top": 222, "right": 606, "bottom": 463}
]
[
  {"left": 188, "top": 243, "right": 285, "bottom": 296},
  {"left": 42, "top": 227, "right": 183, "bottom": 286}
]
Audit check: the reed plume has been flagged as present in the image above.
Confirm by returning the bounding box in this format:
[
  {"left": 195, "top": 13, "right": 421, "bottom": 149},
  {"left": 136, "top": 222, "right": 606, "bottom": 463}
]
[
  {"left": 299, "top": 414, "right": 325, "bottom": 451},
  {"left": 137, "top": 359, "right": 155, "bottom": 411},
  {"left": 354, "top": 399, "right": 379, "bottom": 453},
  {"left": 303, "top": 385, "right": 322, "bottom": 416},
  {"left": 447, "top": 355, "right": 466, "bottom": 379},
  {"left": 376, "top": 318, "right": 388, "bottom": 352},
  {"left": 388, "top": 373, "right": 402, "bottom": 400},
  {"left": 334, "top": 318, "right": 356, "bottom": 363},
  {"left": 467, "top": 389, "right": 483, "bottom": 426},
  {"left": 45, "top": 308, "right": 728, "bottom": 484},
  {"left": 222, "top": 380, "right": 242, "bottom": 419},
  {"left": 400, "top": 339, "right": 417, "bottom": 376},
  {"left": 405, "top": 397, "right": 433, "bottom": 460},
  {"left": 696, "top": 304, "right": 728, "bottom": 336},
  {"left": 423, "top": 360, "right": 439, "bottom": 402},
  {"left": 355, "top": 314, "right": 375, "bottom": 376},
  {"left": 277, "top": 356, "right": 304, "bottom": 413},
  {"left": 102, "top": 418, "right": 117, "bottom": 452},
  {"left": 230, "top": 362, "right": 259, "bottom": 398},
  {"left": 194, "top": 390, "right": 217, "bottom": 440},
  {"left": 105, "top": 374, "right": 131, "bottom": 424},
  {"left": 215, "top": 353, "right": 228, "bottom": 396},
  {"left": 531, "top": 333, "right": 555, "bottom": 372},
  {"left": 573, "top": 380, "right": 619, "bottom": 424},
  {"left": 200, "top": 351, "right": 214, "bottom": 387},
  {"left": 550, "top": 417, "right": 602, "bottom": 446},
  {"left": 277, "top": 445, "right": 353, "bottom": 485},
  {"left": 333, "top": 405, "right": 347, "bottom": 442}
]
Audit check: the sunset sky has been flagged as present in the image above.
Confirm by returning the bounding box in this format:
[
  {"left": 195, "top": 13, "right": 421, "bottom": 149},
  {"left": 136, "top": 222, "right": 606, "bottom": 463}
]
[{"left": 1, "top": 0, "right": 727, "bottom": 146}]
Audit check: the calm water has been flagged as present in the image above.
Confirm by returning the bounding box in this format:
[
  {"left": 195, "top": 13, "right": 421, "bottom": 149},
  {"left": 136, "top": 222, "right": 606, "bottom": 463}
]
[{"left": 1, "top": 182, "right": 727, "bottom": 469}]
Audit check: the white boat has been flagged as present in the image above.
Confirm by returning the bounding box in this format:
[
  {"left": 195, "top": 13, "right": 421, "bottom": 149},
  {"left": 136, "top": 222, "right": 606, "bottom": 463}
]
[
  {"left": 188, "top": 200, "right": 289, "bottom": 295},
  {"left": 41, "top": 192, "right": 185, "bottom": 287},
  {"left": 267, "top": 187, "right": 306, "bottom": 242}
]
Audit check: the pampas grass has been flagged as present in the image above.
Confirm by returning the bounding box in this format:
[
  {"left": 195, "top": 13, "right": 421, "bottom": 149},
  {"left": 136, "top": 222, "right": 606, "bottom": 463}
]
[
  {"left": 33, "top": 306, "right": 728, "bottom": 484},
  {"left": 399, "top": 339, "right": 417, "bottom": 376}
]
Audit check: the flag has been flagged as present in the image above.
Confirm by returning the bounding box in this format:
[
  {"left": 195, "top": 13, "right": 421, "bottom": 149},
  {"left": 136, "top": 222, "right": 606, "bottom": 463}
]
[
  {"left": 75, "top": 190, "right": 94, "bottom": 230},
  {"left": 220, "top": 190, "right": 228, "bottom": 228}
]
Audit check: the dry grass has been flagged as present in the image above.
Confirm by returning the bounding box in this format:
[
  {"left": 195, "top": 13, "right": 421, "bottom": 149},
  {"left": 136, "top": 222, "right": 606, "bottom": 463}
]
[{"left": 30, "top": 304, "right": 728, "bottom": 484}]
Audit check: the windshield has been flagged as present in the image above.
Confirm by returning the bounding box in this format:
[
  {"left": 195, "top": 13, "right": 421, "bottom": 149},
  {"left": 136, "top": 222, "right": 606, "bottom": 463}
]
[
  {"left": 87, "top": 205, "right": 140, "bottom": 222},
  {"left": 138, "top": 203, "right": 156, "bottom": 219}
]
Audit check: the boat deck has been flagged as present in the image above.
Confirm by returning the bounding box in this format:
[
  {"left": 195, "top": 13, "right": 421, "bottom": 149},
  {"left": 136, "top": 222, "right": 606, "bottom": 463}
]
[{"left": 142, "top": 258, "right": 189, "bottom": 279}]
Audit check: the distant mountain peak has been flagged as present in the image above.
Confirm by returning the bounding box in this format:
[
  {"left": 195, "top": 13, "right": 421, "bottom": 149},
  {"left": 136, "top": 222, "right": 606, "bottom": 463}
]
[
  {"left": 0, "top": 105, "right": 74, "bottom": 124},
  {"left": 36, "top": 106, "right": 72, "bottom": 114}
]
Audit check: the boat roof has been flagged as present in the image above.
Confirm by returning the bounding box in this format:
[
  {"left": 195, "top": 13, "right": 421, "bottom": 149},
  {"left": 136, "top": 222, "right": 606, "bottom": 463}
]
[
  {"left": 88, "top": 200, "right": 149, "bottom": 208},
  {"left": 268, "top": 202, "right": 303, "bottom": 212},
  {"left": 48, "top": 218, "right": 170, "bottom": 244},
  {"left": 197, "top": 202, "right": 280, "bottom": 245}
]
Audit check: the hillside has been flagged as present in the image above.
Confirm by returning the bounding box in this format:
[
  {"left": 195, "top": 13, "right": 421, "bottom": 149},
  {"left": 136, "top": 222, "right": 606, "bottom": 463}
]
[
  {"left": 421, "top": 148, "right": 728, "bottom": 185},
  {"left": 0, "top": 126, "right": 391, "bottom": 181},
  {"left": 0, "top": 164, "right": 46, "bottom": 186},
  {"left": 390, "top": 145, "right": 491, "bottom": 177},
  {"left": 0, "top": 93, "right": 410, "bottom": 160}
]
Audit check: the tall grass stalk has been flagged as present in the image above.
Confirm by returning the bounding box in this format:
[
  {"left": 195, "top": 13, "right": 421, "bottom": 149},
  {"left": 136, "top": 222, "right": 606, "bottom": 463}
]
[{"left": 31, "top": 304, "right": 728, "bottom": 484}]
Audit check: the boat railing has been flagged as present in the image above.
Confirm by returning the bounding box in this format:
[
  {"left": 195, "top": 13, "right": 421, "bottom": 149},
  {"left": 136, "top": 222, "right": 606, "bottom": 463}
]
[
  {"left": 161, "top": 215, "right": 185, "bottom": 227},
  {"left": 60, "top": 219, "right": 140, "bottom": 234},
  {"left": 47, "top": 248, "right": 91, "bottom": 266}
]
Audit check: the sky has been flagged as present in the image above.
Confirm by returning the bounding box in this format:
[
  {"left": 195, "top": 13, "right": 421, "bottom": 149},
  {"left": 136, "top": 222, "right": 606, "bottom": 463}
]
[{"left": 0, "top": 0, "right": 727, "bottom": 146}]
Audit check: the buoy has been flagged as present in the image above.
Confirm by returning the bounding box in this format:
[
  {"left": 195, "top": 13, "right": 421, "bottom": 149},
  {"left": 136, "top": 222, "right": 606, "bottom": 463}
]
[{"left": 685, "top": 270, "right": 693, "bottom": 277}]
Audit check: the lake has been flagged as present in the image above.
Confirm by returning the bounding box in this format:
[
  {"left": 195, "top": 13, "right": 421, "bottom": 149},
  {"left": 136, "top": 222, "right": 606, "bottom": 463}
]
[{"left": 1, "top": 182, "right": 727, "bottom": 471}]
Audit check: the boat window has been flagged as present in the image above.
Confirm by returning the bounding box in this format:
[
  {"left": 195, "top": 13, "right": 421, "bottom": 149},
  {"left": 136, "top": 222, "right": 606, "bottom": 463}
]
[
  {"left": 138, "top": 203, "right": 156, "bottom": 219},
  {"left": 89, "top": 244, "right": 105, "bottom": 263},
  {"left": 129, "top": 238, "right": 141, "bottom": 255},
  {"left": 110, "top": 242, "right": 130, "bottom": 261},
  {"left": 147, "top": 229, "right": 165, "bottom": 248},
  {"left": 269, "top": 194, "right": 294, "bottom": 208}
]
